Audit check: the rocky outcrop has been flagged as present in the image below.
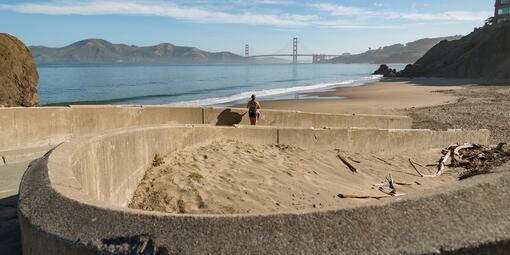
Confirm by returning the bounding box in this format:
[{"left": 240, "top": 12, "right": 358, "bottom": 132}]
[
  {"left": 373, "top": 64, "right": 397, "bottom": 77},
  {"left": 398, "top": 21, "right": 510, "bottom": 79},
  {"left": 0, "top": 33, "right": 39, "bottom": 107},
  {"left": 331, "top": 36, "right": 461, "bottom": 64}
]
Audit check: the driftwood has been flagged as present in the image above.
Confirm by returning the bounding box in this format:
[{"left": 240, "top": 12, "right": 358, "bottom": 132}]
[
  {"left": 337, "top": 155, "right": 358, "bottom": 173},
  {"left": 348, "top": 157, "right": 361, "bottom": 164},
  {"left": 337, "top": 193, "right": 389, "bottom": 200},
  {"left": 408, "top": 159, "right": 425, "bottom": 177},
  {"left": 374, "top": 174, "right": 406, "bottom": 197},
  {"left": 411, "top": 143, "right": 510, "bottom": 180},
  {"left": 373, "top": 156, "right": 394, "bottom": 166}
]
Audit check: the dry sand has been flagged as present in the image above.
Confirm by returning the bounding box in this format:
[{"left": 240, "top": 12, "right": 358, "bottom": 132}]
[
  {"left": 262, "top": 78, "right": 510, "bottom": 143},
  {"left": 130, "top": 78, "right": 510, "bottom": 215},
  {"left": 130, "top": 139, "right": 454, "bottom": 214},
  {"left": 260, "top": 78, "right": 464, "bottom": 115}
]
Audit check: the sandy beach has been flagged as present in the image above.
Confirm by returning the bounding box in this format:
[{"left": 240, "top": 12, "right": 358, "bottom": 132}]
[
  {"left": 130, "top": 78, "right": 510, "bottom": 215},
  {"left": 262, "top": 78, "right": 510, "bottom": 143},
  {"left": 130, "top": 139, "right": 453, "bottom": 214},
  {"left": 260, "top": 78, "right": 467, "bottom": 115}
]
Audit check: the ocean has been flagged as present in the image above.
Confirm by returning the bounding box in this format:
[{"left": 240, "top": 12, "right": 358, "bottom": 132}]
[{"left": 38, "top": 64, "right": 404, "bottom": 106}]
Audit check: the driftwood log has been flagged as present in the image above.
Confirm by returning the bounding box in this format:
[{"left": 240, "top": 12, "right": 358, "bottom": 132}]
[{"left": 337, "top": 154, "right": 358, "bottom": 173}]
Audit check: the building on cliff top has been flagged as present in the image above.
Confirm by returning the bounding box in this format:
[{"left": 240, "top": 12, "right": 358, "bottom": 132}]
[{"left": 495, "top": 0, "right": 510, "bottom": 23}]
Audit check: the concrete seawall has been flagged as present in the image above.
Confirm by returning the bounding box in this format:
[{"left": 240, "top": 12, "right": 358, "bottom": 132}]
[
  {"left": 18, "top": 125, "right": 505, "bottom": 255},
  {"left": 0, "top": 106, "right": 411, "bottom": 164}
]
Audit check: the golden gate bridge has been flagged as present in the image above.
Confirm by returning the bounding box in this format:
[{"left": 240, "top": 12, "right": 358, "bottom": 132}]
[{"left": 243, "top": 37, "right": 341, "bottom": 64}]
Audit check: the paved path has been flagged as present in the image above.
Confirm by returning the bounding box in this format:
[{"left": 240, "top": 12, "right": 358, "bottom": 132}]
[{"left": 0, "top": 162, "right": 30, "bottom": 255}]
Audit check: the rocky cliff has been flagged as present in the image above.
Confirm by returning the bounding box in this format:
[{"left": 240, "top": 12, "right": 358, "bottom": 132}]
[
  {"left": 330, "top": 36, "right": 461, "bottom": 64},
  {"left": 399, "top": 21, "right": 510, "bottom": 79},
  {"left": 0, "top": 33, "right": 39, "bottom": 107}
]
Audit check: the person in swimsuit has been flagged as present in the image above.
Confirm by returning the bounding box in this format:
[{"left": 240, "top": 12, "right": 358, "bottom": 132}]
[{"left": 246, "top": 94, "right": 261, "bottom": 125}]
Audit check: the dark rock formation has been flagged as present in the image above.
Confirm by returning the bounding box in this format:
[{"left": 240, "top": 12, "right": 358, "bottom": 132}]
[
  {"left": 373, "top": 64, "right": 397, "bottom": 77},
  {"left": 400, "top": 21, "right": 510, "bottom": 79},
  {"left": 0, "top": 33, "right": 39, "bottom": 107}
]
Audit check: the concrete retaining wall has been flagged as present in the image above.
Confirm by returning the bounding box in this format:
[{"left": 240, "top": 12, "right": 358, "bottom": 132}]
[
  {"left": 18, "top": 125, "right": 504, "bottom": 255},
  {"left": 0, "top": 106, "right": 412, "bottom": 153}
]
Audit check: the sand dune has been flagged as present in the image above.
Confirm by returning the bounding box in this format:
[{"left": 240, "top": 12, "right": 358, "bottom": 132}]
[{"left": 130, "top": 139, "right": 454, "bottom": 214}]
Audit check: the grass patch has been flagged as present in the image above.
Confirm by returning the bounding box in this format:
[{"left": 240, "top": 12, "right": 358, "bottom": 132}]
[
  {"left": 188, "top": 172, "right": 204, "bottom": 182},
  {"left": 152, "top": 154, "right": 165, "bottom": 167}
]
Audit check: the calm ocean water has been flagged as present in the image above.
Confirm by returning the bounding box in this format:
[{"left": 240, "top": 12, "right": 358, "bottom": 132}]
[{"left": 38, "top": 64, "right": 405, "bottom": 106}]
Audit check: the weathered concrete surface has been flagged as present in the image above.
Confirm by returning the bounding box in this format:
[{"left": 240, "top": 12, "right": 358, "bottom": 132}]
[
  {"left": 0, "top": 106, "right": 412, "bottom": 153},
  {"left": 18, "top": 125, "right": 504, "bottom": 255},
  {"left": 204, "top": 107, "right": 412, "bottom": 129},
  {"left": 279, "top": 128, "right": 490, "bottom": 153}
]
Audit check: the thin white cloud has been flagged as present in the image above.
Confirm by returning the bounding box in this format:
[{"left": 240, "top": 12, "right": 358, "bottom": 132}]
[
  {"left": 386, "top": 11, "right": 491, "bottom": 21},
  {"left": 0, "top": 0, "right": 491, "bottom": 29},
  {"left": 310, "top": 3, "right": 372, "bottom": 16},
  {"left": 311, "top": 2, "right": 490, "bottom": 22},
  {"left": 0, "top": 0, "right": 314, "bottom": 26}
]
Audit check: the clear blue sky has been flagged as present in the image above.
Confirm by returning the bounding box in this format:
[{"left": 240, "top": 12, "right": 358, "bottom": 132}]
[{"left": 0, "top": 0, "right": 494, "bottom": 55}]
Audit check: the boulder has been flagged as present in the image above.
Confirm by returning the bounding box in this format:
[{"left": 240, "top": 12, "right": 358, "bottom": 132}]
[
  {"left": 397, "top": 64, "right": 429, "bottom": 77},
  {"left": 373, "top": 64, "right": 397, "bottom": 77},
  {"left": 0, "top": 33, "right": 39, "bottom": 107}
]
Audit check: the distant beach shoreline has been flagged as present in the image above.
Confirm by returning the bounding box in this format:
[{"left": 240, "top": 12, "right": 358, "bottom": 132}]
[{"left": 258, "top": 78, "right": 465, "bottom": 115}]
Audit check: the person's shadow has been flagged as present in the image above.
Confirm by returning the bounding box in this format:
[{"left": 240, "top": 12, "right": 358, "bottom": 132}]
[{"left": 216, "top": 109, "right": 246, "bottom": 126}]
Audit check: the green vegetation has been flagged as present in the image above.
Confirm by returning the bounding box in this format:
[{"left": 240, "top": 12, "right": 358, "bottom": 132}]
[
  {"left": 188, "top": 172, "right": 204, "bottom": 182},
  {"left": 152, "top": 154, "right": 165, "bottom": 167}
]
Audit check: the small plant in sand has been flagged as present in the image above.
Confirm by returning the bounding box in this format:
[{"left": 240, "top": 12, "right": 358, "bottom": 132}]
[
  {"left": 188, "top": 172, "right": 204, "bottom": 182},
  {"left": 152, "top": 153, "right": 165, "bottom": 167}
]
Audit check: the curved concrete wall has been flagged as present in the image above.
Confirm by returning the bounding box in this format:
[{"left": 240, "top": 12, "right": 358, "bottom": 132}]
[
  {"left": 19, "top": 125, "right": 504, "bottom": 255},
  {"left": 0, "top": 106, "right": 411, "bottom": 153}
]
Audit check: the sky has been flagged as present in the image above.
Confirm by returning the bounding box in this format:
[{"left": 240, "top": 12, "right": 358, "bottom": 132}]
[{"left": 0, "top": 0, "right": 494, "bottom": 55}]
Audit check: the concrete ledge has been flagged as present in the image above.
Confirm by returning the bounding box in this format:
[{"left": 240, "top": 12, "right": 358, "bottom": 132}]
[
  {"left": 18, "top": 125, "right": 506, "bottom": 255},
  {"left": 0, "top": 106, "right": 412, "bottom": 153}
]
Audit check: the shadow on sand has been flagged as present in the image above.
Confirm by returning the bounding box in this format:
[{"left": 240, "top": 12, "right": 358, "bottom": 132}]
[
  {"left": 216, "top": 109, "right": 247, "bottom": 126},
  {"left": 380, "top": 77, "right": 510, "bottom": 87},
  {"left": 0, "top": 194, "right": 20, "bottom": 255}
]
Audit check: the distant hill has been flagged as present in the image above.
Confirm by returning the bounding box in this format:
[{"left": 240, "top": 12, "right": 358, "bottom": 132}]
[
  {"left": 29, "top": 39, "right": 256, "bottom": 65},
  {"left": 397, "top": 21, "right": 510, "bottom": 79},
  {"left": 329, "top": 36, "right": 462, "bottom": 64}
]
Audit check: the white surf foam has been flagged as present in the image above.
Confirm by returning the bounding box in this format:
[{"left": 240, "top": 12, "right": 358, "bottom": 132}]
[{"left": 171, "top": 75, "right": 381, "bottom": 106}]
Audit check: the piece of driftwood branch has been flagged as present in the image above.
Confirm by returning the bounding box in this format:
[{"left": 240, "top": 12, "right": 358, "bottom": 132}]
[
  {"left": 337, "top": 193, "right": 389, "bottom": 199},
  {"left": 348, "top": 157, "right": 361, "bottom": 164},
  {"left": 408, "top": 159, "right": 425, "bottom": 177},
  {"left": 436, "top": 149, "right": 452, "bottom": 177},
  {"left": 495, "top": 142, "right": 507, "bottom": 151},
  {"left": 337, "top": 154, "right": 358, "bottom": 173},
  {"left": 374, "top": 156, "right": 393, "bottom": 166}
]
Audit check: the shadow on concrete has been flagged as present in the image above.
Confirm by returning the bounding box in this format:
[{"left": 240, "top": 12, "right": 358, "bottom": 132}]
[
  {"left": 379, "top": 77, "right": 510, "bottom": 87},
  {"left": 0, "top": 195, "right": 20, "bottom": 255},
  {"left": 216, "top": 109, "right": 246, "bottom": 126}
]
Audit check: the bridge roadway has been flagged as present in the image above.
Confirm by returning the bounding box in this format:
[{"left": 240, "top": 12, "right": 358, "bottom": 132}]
[
  {"left": 246, "top": 54, "right": 340, "bottom": 63},
  {"left": 247, "top": 54, "right": 340, "bottom": 57}
]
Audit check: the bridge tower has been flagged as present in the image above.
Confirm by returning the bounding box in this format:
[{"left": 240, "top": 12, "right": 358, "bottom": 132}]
[
  {"left": 292, "top": 37, "right": 298, "bottom": 64},
  {"left": 245, "top": 44, "right": 249, "bottom": 57}
]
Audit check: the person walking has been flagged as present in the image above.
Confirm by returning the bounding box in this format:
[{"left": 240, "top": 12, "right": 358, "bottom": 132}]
[{"left": 246, "top": 94, "right": 261, "bottom": 125}]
